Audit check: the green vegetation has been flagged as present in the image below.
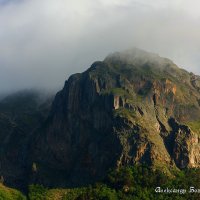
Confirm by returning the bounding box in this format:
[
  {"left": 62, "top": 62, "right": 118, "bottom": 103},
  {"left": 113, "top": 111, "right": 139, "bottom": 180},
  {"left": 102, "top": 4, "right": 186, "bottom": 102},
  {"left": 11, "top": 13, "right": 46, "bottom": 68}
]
[
  {"left": 114, "top": 107, "right": 136, "bottom": 121},
  {"left": 186, "top": 120, "right": 200, "bottom": 134},
  {"left": 26, "top": 166, "right": 200, "bottom": 200},
  {"left": 1, "top": 166, "right": 199, "bottom": 200},
  {"left": 28, "top": 185, "right": 48, "bottom": 200},
  {"left": 100, "top": 87, "right": 131, "bottom": 99},
  {"left": 0, "top": 184, "right": 26, "bottom": 200}
]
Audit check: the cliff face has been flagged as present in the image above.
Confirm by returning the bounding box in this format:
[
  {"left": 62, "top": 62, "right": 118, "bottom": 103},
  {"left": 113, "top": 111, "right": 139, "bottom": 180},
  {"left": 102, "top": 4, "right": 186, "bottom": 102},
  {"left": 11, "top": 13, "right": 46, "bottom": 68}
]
[{"left": 30, "top": 49, "right": 200, "bottom": 187}]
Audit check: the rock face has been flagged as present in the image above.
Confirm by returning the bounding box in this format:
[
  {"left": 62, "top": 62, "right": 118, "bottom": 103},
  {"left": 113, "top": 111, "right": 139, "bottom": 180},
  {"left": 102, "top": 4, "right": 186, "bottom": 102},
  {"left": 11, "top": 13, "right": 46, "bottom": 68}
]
[{"left": 29, "top": 48, "right": 200, "bottom": 187}]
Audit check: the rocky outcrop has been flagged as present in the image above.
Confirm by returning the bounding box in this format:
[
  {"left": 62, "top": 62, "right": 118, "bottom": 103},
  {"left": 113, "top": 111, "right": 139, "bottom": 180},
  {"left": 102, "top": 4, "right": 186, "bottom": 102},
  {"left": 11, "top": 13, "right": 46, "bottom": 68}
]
[{"left": 167, "top": 118, "right": 200, "bottom": 168}]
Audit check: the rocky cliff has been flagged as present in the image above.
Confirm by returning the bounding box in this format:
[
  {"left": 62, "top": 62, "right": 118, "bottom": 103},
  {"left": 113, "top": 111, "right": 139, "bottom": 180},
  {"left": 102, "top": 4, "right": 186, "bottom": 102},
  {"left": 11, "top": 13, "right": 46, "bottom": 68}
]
[{"left": 28, "top": 48, "right": 200, "bottom": 188}]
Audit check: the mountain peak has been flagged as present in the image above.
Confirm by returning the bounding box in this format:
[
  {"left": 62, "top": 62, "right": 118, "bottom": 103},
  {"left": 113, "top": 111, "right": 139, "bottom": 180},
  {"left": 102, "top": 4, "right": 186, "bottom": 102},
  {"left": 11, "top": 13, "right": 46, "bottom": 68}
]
[{"left": 104, "top": 48, "right": 174, "bottom": 68}]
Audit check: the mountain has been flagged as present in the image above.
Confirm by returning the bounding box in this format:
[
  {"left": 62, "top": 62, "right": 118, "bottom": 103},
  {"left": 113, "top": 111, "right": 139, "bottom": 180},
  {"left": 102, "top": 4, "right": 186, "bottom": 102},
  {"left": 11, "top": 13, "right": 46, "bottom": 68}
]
[
  {"left": 0, "top": 90, "right": 54, "bottom": 190},
  {"left": 26, "top": 48, "right": 200, "bottom": 188}
]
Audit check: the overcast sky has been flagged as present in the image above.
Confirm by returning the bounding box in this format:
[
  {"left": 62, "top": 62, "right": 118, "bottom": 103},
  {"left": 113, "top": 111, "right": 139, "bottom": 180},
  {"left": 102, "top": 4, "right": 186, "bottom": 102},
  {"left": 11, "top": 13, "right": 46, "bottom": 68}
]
[{"left": 0, "top": 0, "right": 200, "bottom": 93}]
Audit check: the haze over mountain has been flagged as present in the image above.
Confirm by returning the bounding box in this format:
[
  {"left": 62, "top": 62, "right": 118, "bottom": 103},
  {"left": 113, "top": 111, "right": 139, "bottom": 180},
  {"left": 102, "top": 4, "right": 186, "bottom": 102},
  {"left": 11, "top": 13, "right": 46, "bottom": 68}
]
[
  {"left": 1, "top": 49, "right": 200, "bottom": 195},
  {"left": 1, "top": 0, "right": 200, "bottom": 93}
]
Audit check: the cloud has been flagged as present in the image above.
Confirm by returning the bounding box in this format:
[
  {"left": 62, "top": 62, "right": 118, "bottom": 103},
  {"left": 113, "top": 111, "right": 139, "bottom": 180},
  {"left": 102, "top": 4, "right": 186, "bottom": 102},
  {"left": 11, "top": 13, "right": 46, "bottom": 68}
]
[{"left": 0, "top": 0, "right": 200, "bottom": 93}]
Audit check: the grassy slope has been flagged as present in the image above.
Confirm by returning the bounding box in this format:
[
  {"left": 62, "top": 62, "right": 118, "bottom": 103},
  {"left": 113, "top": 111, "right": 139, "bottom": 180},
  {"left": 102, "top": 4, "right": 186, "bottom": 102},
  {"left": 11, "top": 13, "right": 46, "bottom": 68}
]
[{"left": 0, "top": 184, "right": 26, "bottom": 200}]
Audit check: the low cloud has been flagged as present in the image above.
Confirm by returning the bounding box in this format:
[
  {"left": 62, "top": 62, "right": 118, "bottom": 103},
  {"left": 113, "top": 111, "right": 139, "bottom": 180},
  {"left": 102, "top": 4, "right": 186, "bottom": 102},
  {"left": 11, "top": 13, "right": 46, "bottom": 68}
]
[{"left": 0, "top": 0, "right": 200, "bottom": 93}]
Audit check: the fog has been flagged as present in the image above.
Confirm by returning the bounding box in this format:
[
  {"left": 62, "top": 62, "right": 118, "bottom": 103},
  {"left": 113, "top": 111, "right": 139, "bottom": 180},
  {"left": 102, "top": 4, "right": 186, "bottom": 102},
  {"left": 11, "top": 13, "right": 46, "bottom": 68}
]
[{"left": 0, "top": 0, "right": 200, "bottom": 93}]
